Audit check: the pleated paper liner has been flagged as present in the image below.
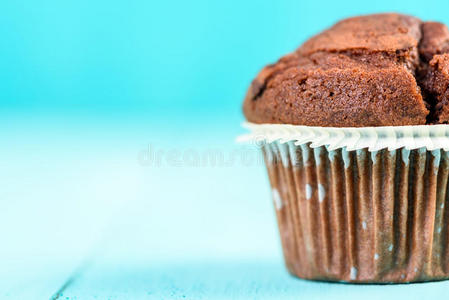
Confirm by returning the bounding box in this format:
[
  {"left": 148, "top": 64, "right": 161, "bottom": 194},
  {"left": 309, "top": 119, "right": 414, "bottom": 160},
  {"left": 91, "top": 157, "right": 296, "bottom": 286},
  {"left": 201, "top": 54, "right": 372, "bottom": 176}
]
[{"left": 239, "top": 122, "right": 449, "bottom": 283}]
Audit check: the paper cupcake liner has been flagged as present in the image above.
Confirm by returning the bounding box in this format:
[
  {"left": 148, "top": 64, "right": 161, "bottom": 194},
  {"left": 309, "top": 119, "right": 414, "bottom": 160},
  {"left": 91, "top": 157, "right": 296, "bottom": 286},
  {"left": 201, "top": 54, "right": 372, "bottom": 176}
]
[
  {"left": 240, "top": 123, "right": 449, "bottom": 283},
  {"left": 263, "top": 141, "right": 449, "bottom": 283},
  {"left": 238, "top": 122, "right": 449, "bottom": 151}
]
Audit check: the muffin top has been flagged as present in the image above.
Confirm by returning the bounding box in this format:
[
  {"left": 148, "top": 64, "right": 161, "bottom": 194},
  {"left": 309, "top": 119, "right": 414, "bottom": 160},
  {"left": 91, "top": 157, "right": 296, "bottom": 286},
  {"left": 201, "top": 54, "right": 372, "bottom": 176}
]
[{"left": 243, "top": 13, "right": 449, "bottom": 127}]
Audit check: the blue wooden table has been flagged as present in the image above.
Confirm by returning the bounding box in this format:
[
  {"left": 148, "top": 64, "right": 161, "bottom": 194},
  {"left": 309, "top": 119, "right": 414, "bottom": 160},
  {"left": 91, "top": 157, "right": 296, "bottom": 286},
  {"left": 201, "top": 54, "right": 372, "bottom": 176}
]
[{"left": 2, "top": 116, "right": 449, "bottom": 299}]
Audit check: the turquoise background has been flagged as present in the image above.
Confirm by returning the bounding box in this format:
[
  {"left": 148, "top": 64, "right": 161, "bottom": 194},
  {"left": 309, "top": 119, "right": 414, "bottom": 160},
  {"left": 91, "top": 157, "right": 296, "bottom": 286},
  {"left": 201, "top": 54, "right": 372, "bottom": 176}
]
[
  {"left": 2, "top": 0, "right": 449, "bottom": 299},
  {"left": 2, "top": 0, "right": 448, "bottom": 116}
]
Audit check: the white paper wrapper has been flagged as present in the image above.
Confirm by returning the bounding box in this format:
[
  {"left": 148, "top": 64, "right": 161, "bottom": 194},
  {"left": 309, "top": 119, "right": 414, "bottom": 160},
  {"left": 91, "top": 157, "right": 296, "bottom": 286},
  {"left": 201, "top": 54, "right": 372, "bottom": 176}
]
[
  {"left": 238, "top": 122, "right": 449, "bottom": 151},
  {"left": 239, "top": 122, "right": 449, "bottom": 283}
]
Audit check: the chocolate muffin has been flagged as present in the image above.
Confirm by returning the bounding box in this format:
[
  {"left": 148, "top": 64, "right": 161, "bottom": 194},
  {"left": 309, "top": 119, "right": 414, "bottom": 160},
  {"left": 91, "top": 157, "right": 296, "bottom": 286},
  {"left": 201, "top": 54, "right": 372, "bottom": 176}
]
[
  {"left": 243, "top": 13, "right": 449, "bottom": 127},
  {"left": 241, "top": 13, "right": 449, "bottom": 283}
]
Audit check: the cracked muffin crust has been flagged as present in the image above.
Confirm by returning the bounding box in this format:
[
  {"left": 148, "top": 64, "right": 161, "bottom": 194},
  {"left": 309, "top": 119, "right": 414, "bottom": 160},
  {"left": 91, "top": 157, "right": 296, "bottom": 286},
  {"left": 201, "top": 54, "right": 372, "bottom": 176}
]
[{"left": 243, "top": 13, "right": 449, "bottom": 127}]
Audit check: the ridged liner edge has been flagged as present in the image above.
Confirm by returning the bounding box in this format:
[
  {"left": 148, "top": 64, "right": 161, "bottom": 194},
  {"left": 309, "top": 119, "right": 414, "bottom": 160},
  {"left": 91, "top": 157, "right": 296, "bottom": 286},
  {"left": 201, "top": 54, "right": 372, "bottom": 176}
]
[{"left": 238, "top": 122, "right": 449, "bottom": 151}]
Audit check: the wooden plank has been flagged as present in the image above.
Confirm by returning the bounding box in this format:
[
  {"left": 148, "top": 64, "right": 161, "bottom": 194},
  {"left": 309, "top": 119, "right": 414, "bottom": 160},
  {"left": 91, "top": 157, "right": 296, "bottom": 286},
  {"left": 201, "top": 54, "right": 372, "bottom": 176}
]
[
  {"left": 0, "top": 123, "right": 147, "bottom": 299},
  {"left": 58, "top": 259, "right": 449, "bottom": 300}
]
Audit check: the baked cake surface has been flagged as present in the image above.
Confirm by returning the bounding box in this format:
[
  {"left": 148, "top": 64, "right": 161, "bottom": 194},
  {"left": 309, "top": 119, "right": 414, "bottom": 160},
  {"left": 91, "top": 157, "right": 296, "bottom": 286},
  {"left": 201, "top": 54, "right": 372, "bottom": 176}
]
[{"left": 243, "top": 13, "right": 449, "bottom": 127}]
